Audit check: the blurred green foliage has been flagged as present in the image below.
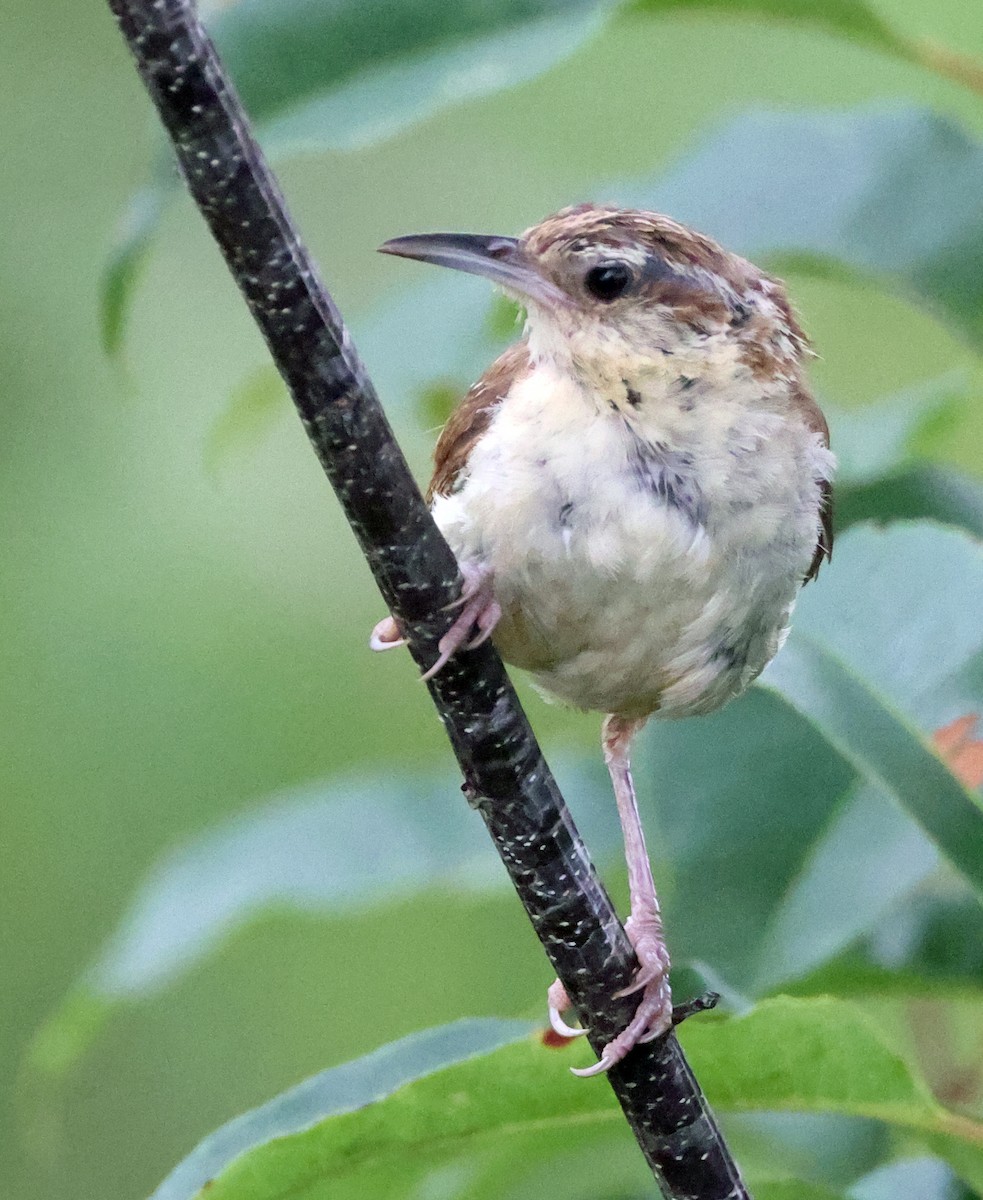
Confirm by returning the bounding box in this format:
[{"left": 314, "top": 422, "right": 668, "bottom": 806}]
[{"left": 4, "top": 0, "right": 983, "bottom": 1197}]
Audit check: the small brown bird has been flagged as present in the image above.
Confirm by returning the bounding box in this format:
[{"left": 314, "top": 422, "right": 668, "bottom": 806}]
[{"left": 371, "top": 204, "right": 834, "bottom": 1075}]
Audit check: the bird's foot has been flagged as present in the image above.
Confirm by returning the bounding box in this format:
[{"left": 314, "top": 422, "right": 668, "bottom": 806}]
[
  {"left": 548, "top": 914, "right": 672, "bottom": 1077},
  {"left": 368, "top": 563, "right": 501, "bottom": 680},
  {"left": 420, "top": 562, "right": 500, "bottom": 681}
]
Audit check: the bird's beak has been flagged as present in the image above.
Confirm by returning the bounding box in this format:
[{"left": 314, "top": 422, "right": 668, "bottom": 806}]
[{"left": 379, "top": 232, "right": 568, "bottom": 308}]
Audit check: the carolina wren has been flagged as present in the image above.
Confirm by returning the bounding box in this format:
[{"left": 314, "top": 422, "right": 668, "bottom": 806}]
[{"left": 371, "top": 204, "right": 834, "bottom": 1075}]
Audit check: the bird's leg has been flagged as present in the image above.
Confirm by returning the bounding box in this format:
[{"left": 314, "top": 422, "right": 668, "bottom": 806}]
[
  {"left": 369, "top": 562, "right": 501, "bottom": 681},
  {"left": 551, "top": 714, "right": 672, "bottom": 1076}
]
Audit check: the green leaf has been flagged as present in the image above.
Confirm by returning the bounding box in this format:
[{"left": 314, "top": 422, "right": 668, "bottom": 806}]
[
  {"left": 756, "top": 1185, "right": 844, "bottom": 1200},
  {"left": 209, "top": 0, "right": 609, "bottom": 137},
  {"left": 204, "top": 363, "right": 289, "bottom": 472},
  {"left": 150, "top": 997, "right": 983, "bottom": 1200},
  {"left": 41, "top": 524, "right": 983, "bottom": 1080},
  {"left": 636, "top": 687, "right": 858, "bottom": 988},
  {"left": 762, "top": 523, "right": 983, "bottom": 895},
  {"left": 629, "top": 0, "right": 914, "bottom": 61},
  {"left": 102, "top": 0, "right": 613, "bottom": 353},
  {"left": 852, "top": 1153, "right": 976, "bottom": 1199},
  {"left": 837, "top": 465, "right": 983, "bottom": 542},
  {"left": 250, "top": 7, "right": 608, "bottom": 157},
  {"left": 628, "top": 0, "right": 983, "bottom": 101},
  {"left": 100, "top": 184, "right": 168, "bottom": 356},
  {"left": 828, "top": 377, "right": 969, "bottom": 487},
  {"left": 30, "top": 760, "right": 614, "bottom": 1076},
  {"left": 764, "top": 637, "right": 983, "bottom": 897},
  {"left": 91, "top": 774, "right": 497, "bottom": 999},
  {"left": 777, "top": 523, "right": 983, "bottom": 735},
  {"left": 151, "top": 1018, "right": 536, "bottom": 1200},
  {"left": 752, "top": 783, "right": 940, "bottom": 991},
  {"left": 639, "top": 523, "right": 983, "bottom": 995},
  {"left": 627, "top": 105, "right": 983, "bottom": 354}
]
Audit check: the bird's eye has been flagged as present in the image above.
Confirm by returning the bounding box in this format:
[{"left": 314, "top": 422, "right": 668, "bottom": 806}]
[{"left": 584, "top": 262, "right": 633, "bottom": 302}]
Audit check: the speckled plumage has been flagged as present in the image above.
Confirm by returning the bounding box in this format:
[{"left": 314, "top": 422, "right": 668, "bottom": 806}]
[
  {"left": 429, "top": 206, "right": 835, "bottom": 721},
  {"left": 378, "top": 203, "right": 835, "bottom": 1077}
]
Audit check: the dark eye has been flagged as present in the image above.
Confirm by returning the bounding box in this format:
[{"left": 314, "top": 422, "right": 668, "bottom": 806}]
[{"left": 584, "top": 262, "right": 633, "bottom": 302}]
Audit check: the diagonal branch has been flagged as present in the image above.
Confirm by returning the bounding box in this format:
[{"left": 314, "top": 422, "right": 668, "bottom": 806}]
[{"left": 105, "top": 2, "right": 750, "bottom": 1196}]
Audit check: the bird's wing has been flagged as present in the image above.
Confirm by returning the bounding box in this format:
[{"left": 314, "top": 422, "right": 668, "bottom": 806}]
[
  {"left": 791, "top": 382, "right": 834, "bottom": 584},
  {"left": 427, "top": 341, "right": 532, "bottom": 501}
]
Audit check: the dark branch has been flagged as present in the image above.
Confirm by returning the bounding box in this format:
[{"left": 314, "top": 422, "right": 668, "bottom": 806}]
[{"left": 105, "top": 3, "right": 750, "bottom": 1196}]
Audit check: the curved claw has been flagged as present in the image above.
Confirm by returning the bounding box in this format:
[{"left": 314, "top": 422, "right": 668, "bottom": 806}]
[
  {"left": 420, "top": 579, "right": 500, "bottom": 681},
  {"left": 440, "top": 562, "right": 489, "bottom": 612},
  {"left": 369, "top": 618, "right": 407, "bottom": 652},
  {"left": 549, "top": 1004, "right": 587, "bottom": 1040},
  {"left": 570, "top": 1054, "right": 615, "bottom": 1078},
  {"left": 464, "top": 600, "right": 502, "bottom": 650}
]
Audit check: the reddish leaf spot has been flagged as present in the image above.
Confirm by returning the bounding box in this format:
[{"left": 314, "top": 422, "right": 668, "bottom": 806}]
[
  {"left": 541, "top": 1027, "right": 573, "bottom": 1049},
  {"left": 933, "top": 714, "right": 983, "bottom": 790}
]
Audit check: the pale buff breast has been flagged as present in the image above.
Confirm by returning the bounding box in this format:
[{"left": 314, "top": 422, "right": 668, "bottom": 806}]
[{"left": 431, "top": 360, "right": 833, "bottom": 719}]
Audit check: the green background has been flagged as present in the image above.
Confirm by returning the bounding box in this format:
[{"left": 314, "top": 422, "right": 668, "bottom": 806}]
[{"left": 3, "top": 1, "right": 983, "bottom": 1197}]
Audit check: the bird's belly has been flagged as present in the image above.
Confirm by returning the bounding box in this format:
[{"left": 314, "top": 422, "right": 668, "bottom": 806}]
[
  {"left": 433, "top": 467, "right": 806, "bottom": 719},
  {"left": 497, "top": 539, "right": 792, "bottom": 719},
  {"left": 430, "top": 380, "right": 825, "bottom": 719}
]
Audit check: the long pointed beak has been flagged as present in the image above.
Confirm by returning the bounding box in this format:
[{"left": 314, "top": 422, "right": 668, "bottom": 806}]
[{"left": 379, "top": 232, "right": 568, "bottom": 308}]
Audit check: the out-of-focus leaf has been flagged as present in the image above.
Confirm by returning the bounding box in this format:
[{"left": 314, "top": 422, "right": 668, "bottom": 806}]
[
  {"left": 630, "top": 0, "right": 913, "bottom": 61},
  {"left": 849, "top": 1155, "right": 968, "bottom": 1200},
  {"left": 214, "top": 271, "right": 519, "bottom": 465},
  {"left": 837, "top": 465, "right": 983, "bottom": 541},
  {"left": 626, "top": 106, "right": 983, "bottom": 354},
  {"left": 753, "top": 783, "right": 940, "bottom": 991},
  {"left": 40, "top": 525, "right": 983, "bottom": 1083},
  {"left": 485, "top": 295, "right": 525, "bottom": 342},
  {"left": 828, "top": 377, "right": 969, "bottom": 486},
  {"left": 205, "top": 363, "right": 289, "bottom": 472},
  {"left": 630, "top": 0, "right": 983, "bottom": 101},
  {"left": 101, "top": 184, "right": 168, "bottom": 355},
  {"left": 150, "top": 997, "right": 983, "bottom": 1200},
  {"left": 640, "top": 524, "right": 983, "bottom": 995},
  {"left": 87, "top": 774, "right": 497, "bottom": 999},
  {"left": 636, "top": 687, "right": 856, "bottom": 988},
  {"left": 756, "top": 1185, "right": 844, "bottom": 1200},
  {"left": 727, "top": 1111, "right": 888, "bottom": 1193},
  {"left": 762, "top": 525, "right": 983, "bottom": 899},
  {"left": 209, "top": 0, "right": 608, "bottom": 137},
  {"left": 151, "top": 1018, "right": 535, "bottom": 1200},
  {"left": 102, "top": 0, "right": 613, "bottom": 353},
  {"left": 869, "top": 891, "right": 983, "bottom": 982},
  {"left": 253, "top": 9, "right": 607, "bottom": 157},
  {"left": 31, "top": 759, "right": 614, "bottom": 1077}
]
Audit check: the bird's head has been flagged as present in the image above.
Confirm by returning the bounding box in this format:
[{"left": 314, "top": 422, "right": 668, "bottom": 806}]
[{"left": 380, "top": 203, "right": 808, "bottom": 382}]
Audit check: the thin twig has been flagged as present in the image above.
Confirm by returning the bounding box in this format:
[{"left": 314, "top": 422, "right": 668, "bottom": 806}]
[{"left": 105, "top": 3, "right": 750, "bottom": 1196}]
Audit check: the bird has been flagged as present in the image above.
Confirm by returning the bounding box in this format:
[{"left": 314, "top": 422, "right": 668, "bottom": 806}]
[{"left": 370, "top": 204, "right": 835, "bottom": 1076}]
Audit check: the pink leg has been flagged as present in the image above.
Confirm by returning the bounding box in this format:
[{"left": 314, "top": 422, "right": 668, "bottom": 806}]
[{"left": 568, "top": 713, "right": 672, "bottom": 1077}]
